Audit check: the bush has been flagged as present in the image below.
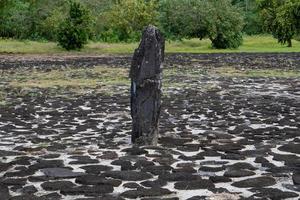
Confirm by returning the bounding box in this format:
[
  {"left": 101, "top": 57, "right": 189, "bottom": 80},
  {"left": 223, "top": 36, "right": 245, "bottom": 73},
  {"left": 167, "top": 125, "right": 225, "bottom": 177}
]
[{"left": 57, "top": 1, "right": 92, "bottom": 50}]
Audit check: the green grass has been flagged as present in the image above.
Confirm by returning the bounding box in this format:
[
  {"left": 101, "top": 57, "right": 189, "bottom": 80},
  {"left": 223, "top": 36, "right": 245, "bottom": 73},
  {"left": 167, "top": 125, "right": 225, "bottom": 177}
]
[{"left": 1, "top": 35, "right": 300, "bottom": 54}]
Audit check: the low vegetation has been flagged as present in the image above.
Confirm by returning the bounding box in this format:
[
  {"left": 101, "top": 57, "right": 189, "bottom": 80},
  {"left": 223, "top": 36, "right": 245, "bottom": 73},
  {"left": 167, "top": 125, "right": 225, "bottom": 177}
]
[
  {"left": 1, "top": 35, "right": 300, "bottom": 54},
  {"left": 1, "top": 65, "right": 299, "bottom": 106}
]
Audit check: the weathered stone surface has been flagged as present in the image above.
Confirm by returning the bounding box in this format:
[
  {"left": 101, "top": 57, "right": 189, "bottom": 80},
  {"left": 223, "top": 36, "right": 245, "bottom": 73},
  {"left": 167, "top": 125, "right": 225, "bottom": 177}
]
[
  {"left": 75, "top": 175, "right": 122, "bottom": 186},
  {"left": 80, "top": 165, "right": 113, "bottom": 174},
  {"left": 141, "top": 165, "right": 173, "bottom": 175},
  {"left": 140, "top": 179, "right": 167, "bottom": 188},
  {"left": 41, "top": 181, "right": 76, "bottom": 191},
  {"left": 1, "top": 178, "right": 27, "bottom": 186},
  {"left": 121, "top": 187, "right": 172, "bottom": 199},
  {"left": 41, "top": 168, "right": 85, "bottom": 178},
  {"left": 209, "top": 176, "right": 232, "bottom": 183},
  {"left": 103, "top": 171, "right": 152, "bottom": 181},
  {"left": 174, "top": 179, "right": 215, "bottom": 190},
  {"left": 278, "top": 143, "right": 300, "bottom": 154},
  {"left": 292, "top": 173, "right": 300, "bottom": 185},
  {"left": 22, "top": 185, "right": 38, "bottom": 194},
  {"left": 232, "top": 176, "right": 276, "bottom": 188},
  {"left": 60, "top": 185, "right": 114, "bottom": 196},
  {"left": 130, "top": 25, "right": 164, "bottom": 145},
  {"left": 0, "top": 184, "right": 10, "bottom": 200},
  {"left": 224, "top": 169, "right": 255, "bottom": 178},
  {"left": 250, "top": 188, "right": 299, "bottom": 199},
  {"left": 158, "top": 172, "right": 200, "bottom": 181}
]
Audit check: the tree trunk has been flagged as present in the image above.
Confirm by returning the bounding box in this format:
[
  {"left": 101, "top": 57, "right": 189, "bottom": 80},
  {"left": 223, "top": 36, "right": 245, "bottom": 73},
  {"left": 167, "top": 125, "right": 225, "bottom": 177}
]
[
  {"left": 129, "top": 25, "right": 165, "bottom": 146},
  {"left": 288, "top": 39, "right": 292, "bottom": 47}
]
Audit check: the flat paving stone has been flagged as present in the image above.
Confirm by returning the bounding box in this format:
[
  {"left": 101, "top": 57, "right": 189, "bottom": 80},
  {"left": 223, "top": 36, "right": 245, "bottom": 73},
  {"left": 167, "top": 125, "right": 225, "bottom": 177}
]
[
  {"left": 41, "top": 181, "right": 76, "bottom": 191},
  {"left": 174, "top": 179, "right": 215, "bottom": 190},
  {"left": 121, "top": 187, "right": 173, "bottom": 199},
  {"left": 103, "top": 171, "right": 152, "bottom": 181},
  {"left": 60, "top": 185, "right": 114, "bottom": 196},
  {"left": 232, "top": 176, "right": 276, "bottom": 188},
  {"left": 41, "top": 168, "right": 85, "bottom": 178}
]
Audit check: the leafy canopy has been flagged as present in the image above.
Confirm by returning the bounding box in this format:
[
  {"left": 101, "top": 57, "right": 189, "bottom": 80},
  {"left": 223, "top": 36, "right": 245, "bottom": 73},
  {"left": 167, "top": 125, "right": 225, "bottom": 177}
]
[
  {"left": 257, "top": 0, "right": 300, "bottom": 47},
  {"left": 159, "top": 0, "right": 244, "bottom": 49}
]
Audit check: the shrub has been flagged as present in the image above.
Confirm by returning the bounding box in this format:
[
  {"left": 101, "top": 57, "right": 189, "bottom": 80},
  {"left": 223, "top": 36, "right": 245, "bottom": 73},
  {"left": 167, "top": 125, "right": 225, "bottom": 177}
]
[{"left": 57, "top": 1, "right": 92, "bottom": 50}]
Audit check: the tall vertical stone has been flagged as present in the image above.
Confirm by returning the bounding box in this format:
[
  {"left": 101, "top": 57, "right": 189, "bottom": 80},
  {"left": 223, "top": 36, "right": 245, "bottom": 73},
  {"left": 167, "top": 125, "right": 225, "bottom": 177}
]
[{"left": 130, "top": 25, "right": 165, "bottom": 145}]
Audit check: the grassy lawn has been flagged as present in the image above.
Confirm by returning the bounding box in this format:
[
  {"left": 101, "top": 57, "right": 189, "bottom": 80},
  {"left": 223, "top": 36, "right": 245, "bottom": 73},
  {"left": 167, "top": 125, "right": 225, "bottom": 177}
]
[{"left": 0, "top": 35, "right": 300, "bottom": 55}]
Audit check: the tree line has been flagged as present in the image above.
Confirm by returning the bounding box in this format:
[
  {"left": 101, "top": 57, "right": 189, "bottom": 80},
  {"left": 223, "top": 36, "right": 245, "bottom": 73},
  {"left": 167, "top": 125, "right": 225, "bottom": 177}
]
[{"left": 0, "top": 0, "right": 299, "bottom": 50}]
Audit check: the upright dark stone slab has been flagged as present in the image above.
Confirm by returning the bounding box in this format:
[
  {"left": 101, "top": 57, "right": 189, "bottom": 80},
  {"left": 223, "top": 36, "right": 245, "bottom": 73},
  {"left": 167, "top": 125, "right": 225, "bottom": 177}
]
[{"left": 130, "top": 25, "right": 165, "bottom": 145}]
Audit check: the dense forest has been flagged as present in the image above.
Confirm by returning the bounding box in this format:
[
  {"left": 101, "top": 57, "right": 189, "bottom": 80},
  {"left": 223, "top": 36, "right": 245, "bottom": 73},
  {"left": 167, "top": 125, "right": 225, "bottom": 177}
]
[{"left": 0, "top": 0, "right": 299, "bottom": 49}]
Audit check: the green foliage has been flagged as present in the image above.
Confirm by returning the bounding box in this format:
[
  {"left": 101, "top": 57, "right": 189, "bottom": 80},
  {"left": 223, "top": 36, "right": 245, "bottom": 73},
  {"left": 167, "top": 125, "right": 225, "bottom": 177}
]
[
  {"left": 232, "top": 0, "right": 264, "bottom": 35},
  {"left": 159, "top": 0, "right": 244, "bottom": 49},
  {"left": 101, "top": 0, "right": 159, "bottom": 42},
  {"left": 257, "top": 0, "right": 300, "bottom": 47},
  {"left": 57, "top": 1, "right": 92, "bottom": 50}
]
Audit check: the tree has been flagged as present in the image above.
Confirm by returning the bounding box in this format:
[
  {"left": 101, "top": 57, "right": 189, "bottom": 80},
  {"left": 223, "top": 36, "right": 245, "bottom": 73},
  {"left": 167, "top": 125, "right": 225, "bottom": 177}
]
[
  {"left": 159, "top": 0, "right": 244, "bottom": 49},
  {"left": 57, "top": 1, "right": 92, "bottom": 50},
  {"left": 257, "top": 0, "right": 300, "bottom": 47},
  {"left": 101, "top": 0, "right": 159, "bottom": 42}
]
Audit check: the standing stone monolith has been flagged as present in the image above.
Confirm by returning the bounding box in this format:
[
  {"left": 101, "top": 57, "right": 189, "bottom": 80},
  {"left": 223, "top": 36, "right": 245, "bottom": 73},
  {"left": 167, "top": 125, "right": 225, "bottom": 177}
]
[{"left": 130, "top": 25, "right": 165, "bottom": 145}]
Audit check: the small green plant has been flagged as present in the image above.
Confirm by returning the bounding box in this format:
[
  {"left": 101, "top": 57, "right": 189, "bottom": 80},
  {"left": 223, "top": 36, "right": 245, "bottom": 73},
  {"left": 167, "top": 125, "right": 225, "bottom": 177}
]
[{"left": 57, "top": 1, "right": 92, "bottom": 50}]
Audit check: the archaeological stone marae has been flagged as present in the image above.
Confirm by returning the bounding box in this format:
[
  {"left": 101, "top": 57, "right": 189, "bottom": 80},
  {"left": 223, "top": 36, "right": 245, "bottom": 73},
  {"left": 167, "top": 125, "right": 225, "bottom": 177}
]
[{"left": 130, "top": 25, "right": 165, "bottom": 145}]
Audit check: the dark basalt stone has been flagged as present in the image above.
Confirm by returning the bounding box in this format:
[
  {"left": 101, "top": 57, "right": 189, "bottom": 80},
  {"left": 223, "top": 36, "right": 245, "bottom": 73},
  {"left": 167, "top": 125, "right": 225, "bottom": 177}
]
[
  {"left": 224, "top": 169, "right": 256, "bottom": 178},
  {"left": 158, "top": 172, "right": 200, "bottom": 181},
  {"left": 1, "top": 178, "right": 27, "bottom": 186},
  {"left": 40, "top": 192, "right": 62, "bottom": 200},
  {"left": 174, "top": 179, "right": 215, "bottom": 190},
  {"left": 75, "top": 175, "right": 122, "bottom": 187},
  {"left": 75, "top": 195, "right": 125, "bottom": 200},
  {"left": 186, "top": 196, "right": 207, "bottom": 200},
  {"left": 60, "top": 185, "right": 114, "bottom": 196},
  {"left": 221, "top": 153, "right": 246, "bottom": 160},
  {"left": 121, "top": 187, "right": 172, "bottom": 199},
  {"left": 29, "top": 159, "right": 64, "bottom": 170},
  {"left": 232, "top": 176, "right": 276, "bottom": 188},
  {"left": 98, "top": 151, "right": 119, "bottom": 160},
  {"left": 0, "top": 162, "right": 12, "bottom": 173},
  {"left": 250, "top": 188, "right": 299, "bottom": 199},
  {"left": 278, "top": 143, "right": 300, "bottom": 154},
  {"left": 130, "top": 25, "right": 164, "bottom": 145},
  {"left": 292, "top": 173, "right": 300, "bottom": 185},
  {"left": 209, "top": 176, "right": 232, "bottom": 183},
  {"left": 141, "top": 165, "right": 173, "bottom": 175},
  {"left": 80, "top": 165, "right": 113, "bottom": 174},
  {"left": 0, "top": 183, "right": 10, "bottom": 200},
  {"left": 134, "top": 160, "right": 155, "bottom": 168},
  {"left": 159, "top": 137, "right": 192, "bottom": 146},
  {"left": 41, "top": 181, "right": 76, "bottom": 191},
  {"left": 141, "top": 198, "right": 179, "bottom": 200},
  {"left": 172, "top": 166, "right": 197, "bottom": 173},
  {"left": 123, "top": 182, "right": 141, "bottom": 189},
  {"left": 68, "top": 156, "right": 99, "bottom": 164},
  {"left": 41, "top": 168, "right": 85, "bottom": 178},
  {"left": 226, "top": 162, "right": 257, "bottom": 170},
  {"left": 21, "top": 185, "right": 38, "bottom": 194},
  {"left": 103, "top": 171, "right": 152, "bottom": 181},
  {"left": 122, "top": 147, "right": 148, "bottom": 155},
  {"left": 140, "top": 179, "right": 167, "bottom": 188},
  {"left": 8, "top": 194, "right": 41, "bottom": 200},
  {"left": 199, "top": 166, "right": 225, "bottom": 172}
]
